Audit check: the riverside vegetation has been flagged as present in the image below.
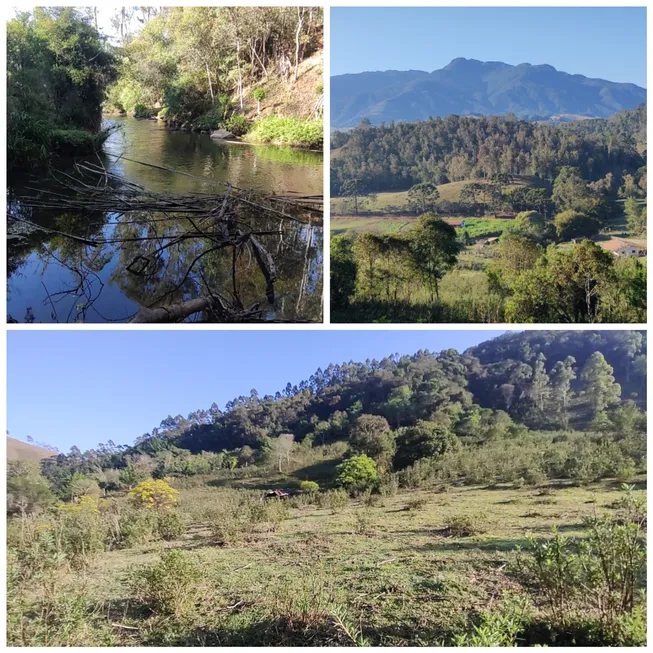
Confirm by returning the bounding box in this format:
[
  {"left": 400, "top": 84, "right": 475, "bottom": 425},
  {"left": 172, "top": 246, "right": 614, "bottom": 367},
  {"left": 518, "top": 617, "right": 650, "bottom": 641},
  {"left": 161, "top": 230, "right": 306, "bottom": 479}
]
[
  {"left": 6, "top": 331, "right": 647, "bottom": 646},
  {"left": 8, "top": 6, "right": 323, "bottom": 171},
  {"left": 331, "top": 107, "right": 646, "bottom": 323}
]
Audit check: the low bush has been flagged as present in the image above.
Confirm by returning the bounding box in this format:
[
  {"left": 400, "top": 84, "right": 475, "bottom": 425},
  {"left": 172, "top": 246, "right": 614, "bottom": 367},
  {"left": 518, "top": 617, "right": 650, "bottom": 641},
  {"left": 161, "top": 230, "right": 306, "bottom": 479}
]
[
  {"left": 157, "top": 510, "right": 186, "bottom": 541},
  {"left": 222, "top": 115, "right": 250, "bottom": 136},
  {"left": 406, "top": 496, "right": 429, "bottom": 511},
  {"left": 129, "top": 550, "right": 202, "bottom": 617},
  {"left": 129, "top": 479, "right": 179, "bottom": 510},
  {"left": 115, "top": 508, "right": 159, "bottom": 548},
  {"left": 353, "top": 508, "right": 374, "bottom": 535},
  {"left": 515, "top": 486, "right": 646, "bottom": 642},
  {"left": 133, "top": 103, "right": 156, "bottom": 119},
  {"left": 195, "top": 106, "right": 222, "bottom": 131},
  {"left": 245, "top": 116, "right": 323, "bottom": 148},
  {"left": 444, "top": 512, "right": 488, "bottom": 537},
  {"left": 299, "top": 480, "right": 320, "bottom": 494},
  {"left": 317, "top": 489, "right": 349, "bottom": 514}
]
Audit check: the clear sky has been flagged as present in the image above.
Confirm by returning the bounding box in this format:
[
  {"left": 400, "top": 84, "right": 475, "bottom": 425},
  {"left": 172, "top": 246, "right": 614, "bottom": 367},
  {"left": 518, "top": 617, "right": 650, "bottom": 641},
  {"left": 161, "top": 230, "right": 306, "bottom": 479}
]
[
  {"left": 7, "top": 329, "right": 507, "bottom": 453},
  {"left": 331, "top": 7, "right": 647, "bottom": 87}
]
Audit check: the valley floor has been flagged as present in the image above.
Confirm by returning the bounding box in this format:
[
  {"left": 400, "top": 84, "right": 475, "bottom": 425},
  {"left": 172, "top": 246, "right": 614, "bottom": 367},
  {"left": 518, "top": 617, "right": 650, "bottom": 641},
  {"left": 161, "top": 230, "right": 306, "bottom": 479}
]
[{"left": 9, "top": 475, "right": 646, "bottom": 646}]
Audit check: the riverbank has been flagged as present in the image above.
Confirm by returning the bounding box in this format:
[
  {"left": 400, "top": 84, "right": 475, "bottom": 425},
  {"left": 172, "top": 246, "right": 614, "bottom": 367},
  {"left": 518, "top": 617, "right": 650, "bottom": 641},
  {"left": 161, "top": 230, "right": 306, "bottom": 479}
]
[{"left": 244, "top": 116, "right": 323, "bottom": 149}]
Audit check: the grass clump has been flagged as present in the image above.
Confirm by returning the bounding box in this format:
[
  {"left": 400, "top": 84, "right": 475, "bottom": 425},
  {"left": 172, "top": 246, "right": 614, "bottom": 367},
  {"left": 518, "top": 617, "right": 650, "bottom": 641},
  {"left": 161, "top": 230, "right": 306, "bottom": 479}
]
[
  {"left": 245, "top": 116, "right": 323, "bottom": 149},
  {"left": 444, "top": 512, "right": 488, "bottom": 537}
]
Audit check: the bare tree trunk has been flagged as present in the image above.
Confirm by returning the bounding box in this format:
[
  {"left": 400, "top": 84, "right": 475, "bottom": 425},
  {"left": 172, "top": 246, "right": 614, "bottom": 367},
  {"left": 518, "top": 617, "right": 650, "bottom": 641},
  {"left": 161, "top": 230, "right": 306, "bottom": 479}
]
[
  {"left": 236, "top": 39, "right": 244, "bottom": 109},
  {"left": 205, "top": 61, "right": 214, "bottom": 105},
  {"left": 251, "top": 39, "right": 268, "bottom": 80},
  {"left": 293, "top": 8, "right": 306, "bottom": 84}
]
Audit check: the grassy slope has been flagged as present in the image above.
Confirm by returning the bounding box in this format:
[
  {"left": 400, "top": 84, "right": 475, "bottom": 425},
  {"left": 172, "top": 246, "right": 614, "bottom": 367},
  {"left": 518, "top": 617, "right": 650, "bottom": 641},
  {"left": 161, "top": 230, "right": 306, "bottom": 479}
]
[
  {"left": 331, "top": 176, "right": 541, "bottom": 215},
  {"left": 52, "top": 475, "right": 645, "bottom": 645},
  {"left": 6, "top": 436, "right": 55, "bottom": 462}
]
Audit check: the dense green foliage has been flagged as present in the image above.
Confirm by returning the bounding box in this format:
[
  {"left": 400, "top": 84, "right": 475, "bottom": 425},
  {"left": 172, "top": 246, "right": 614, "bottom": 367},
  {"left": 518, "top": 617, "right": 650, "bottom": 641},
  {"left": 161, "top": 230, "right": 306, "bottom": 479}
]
[
  {"left": 244, "top": 116, "right": 323, "bottom": 149},
  {"left": 7, "top": 8, "right": 117, "bottom": 168},
  {"left": 331, "top": 107, "right": 646, "bottom": 195},
  {"left": 105, "top": 7, "right": 323, "bottom": 132}
]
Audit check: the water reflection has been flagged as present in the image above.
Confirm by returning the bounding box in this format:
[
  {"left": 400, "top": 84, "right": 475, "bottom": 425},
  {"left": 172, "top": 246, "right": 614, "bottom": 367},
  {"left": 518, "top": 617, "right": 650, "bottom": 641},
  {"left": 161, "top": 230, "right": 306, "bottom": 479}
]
[{"left": 7, "top": 117, "right": 323, "bottom": 323}]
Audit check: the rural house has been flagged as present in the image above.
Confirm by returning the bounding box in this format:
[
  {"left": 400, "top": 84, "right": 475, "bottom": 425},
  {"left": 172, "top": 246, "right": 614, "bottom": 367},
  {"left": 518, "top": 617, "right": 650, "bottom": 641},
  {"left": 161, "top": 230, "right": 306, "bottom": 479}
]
[{"left": 598, "top": 237, "right": 647, "bottom": 258}]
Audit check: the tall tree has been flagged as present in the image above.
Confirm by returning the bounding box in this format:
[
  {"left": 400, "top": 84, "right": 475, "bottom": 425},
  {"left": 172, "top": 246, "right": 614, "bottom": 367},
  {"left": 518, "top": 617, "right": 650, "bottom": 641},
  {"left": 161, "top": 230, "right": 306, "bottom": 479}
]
[
  {"left": 410, "top": 215, "right": 459, "bottom": 302},
  {"left": 580, "top": 352, "right": 622, "bottom": 417},
  {"left": 549, "top": 356, "right": 576, "bottom": 429}
]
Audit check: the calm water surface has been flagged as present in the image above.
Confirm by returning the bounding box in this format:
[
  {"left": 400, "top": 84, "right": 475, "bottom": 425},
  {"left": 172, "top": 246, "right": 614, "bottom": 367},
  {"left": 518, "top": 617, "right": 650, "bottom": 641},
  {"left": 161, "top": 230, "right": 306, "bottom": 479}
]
[{"left": 8, "top": 117, "right": 323, "bottom": 323}]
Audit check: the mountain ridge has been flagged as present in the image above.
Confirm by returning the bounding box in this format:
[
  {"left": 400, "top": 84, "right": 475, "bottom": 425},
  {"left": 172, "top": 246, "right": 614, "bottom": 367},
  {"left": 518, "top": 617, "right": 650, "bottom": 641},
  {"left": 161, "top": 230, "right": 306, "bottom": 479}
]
[{"left": 332, "top": 57, "right": 647, "bottom": 128}]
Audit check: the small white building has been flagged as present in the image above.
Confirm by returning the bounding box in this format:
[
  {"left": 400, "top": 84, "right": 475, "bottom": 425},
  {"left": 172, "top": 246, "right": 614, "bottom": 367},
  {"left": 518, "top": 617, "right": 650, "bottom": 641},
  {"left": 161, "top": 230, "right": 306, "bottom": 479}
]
[{"left": 599, "top": 238, "right": 647, "bottom": 258}]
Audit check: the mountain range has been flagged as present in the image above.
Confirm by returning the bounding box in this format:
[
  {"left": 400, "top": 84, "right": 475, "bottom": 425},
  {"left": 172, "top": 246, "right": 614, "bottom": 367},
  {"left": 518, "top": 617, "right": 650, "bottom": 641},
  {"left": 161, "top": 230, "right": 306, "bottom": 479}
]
[{"left": 331, "top": 58, "right": 647, "bottom": 128}]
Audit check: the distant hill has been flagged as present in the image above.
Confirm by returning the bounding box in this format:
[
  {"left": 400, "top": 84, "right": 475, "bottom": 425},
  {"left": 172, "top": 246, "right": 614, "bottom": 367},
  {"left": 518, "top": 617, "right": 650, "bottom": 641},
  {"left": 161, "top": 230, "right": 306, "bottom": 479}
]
[
  {"left": 7, "top": 437, "right": 56, "bottom": 462},
  {"left": 331, "top": 58, "right": 647, "bottom": 128}
]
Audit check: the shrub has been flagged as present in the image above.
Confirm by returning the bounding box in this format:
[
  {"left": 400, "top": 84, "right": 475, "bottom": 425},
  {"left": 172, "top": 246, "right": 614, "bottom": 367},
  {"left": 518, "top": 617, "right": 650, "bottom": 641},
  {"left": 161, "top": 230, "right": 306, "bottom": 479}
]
[
  {"left": 353, "top": 509, "right": 374, "bottom": 535},
  {"left": 378, "top": 473, "right": 399, "bottom": 497},
  {"left": 245, "top": 116, "right": 323, "bottom": 148},
  {"left": 7, "top": 461, "right": 55, "bottom": 515},
  {"left": 516, "top": 488, "right": 646, "bottom": 637},
  {"left": 195, "top": 106, "right": 222, "bottom": 131},
  {"left": 157, "top": 510, "right": 186, "bottom": 541},
  {"left": 523, "top": 467, "right": 546, "bottom": 486},
  {"left": 130, "top": 550, "right": 202, "bottom": 617},
  {"left": 406, "top": 497, "right": 429, "bottom": 511},
  {"left": 129, "top": 479, "right": 179, "bottom": 510},
  {"left": 444, "top": 512, "right": 488, "bottom": 537},
  {"left": 133, "top": 103, "right": 156, "bottom": 118},
  {"left": 318, "top": 489, "right": 349, "bottom": 514},
  {"left": 335, "top": 455, "right": 378, "bottom": 494},
  {"left": 299, "top": 480, "right": 320, "bottom": 494},
  {"left": 361, "top": 489, "right": 383, "bottom": 507},
  {"left": 50, "top": 129, "right": 104, "bottom": 156},
  {"left": 57, "top": 496, "right": 108, "bottom": 566},
  {"left": 115, "top": 509, "right": 159, "bottom": 548},
  {"left": 222, "top": 115, "right": 250, "bottom": 136}
]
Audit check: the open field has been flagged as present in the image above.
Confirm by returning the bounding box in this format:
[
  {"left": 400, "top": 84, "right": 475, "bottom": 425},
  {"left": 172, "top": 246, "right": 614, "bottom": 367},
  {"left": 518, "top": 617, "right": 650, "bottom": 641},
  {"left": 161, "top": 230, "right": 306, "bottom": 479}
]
[
  {"left": 331, "top": 176, "right": 543, "bottom": 216},
  {"left": 331, "top": 216, "right": 516, "bottom": 240},
  {"left": 7, "top": 474, "right": 646, "bottom": 646}
]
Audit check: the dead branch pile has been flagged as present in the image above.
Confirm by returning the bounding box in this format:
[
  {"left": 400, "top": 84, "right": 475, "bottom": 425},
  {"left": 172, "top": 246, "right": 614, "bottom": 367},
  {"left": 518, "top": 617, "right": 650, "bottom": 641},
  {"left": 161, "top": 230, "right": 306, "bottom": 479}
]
[{"left": 10, "top": 158, "right": 323, "bottom": 323}]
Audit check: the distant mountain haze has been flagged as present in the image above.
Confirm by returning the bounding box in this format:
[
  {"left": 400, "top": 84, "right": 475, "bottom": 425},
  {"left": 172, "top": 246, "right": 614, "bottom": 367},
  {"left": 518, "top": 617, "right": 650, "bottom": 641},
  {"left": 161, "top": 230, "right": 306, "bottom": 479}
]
[{"left": 331, "top": 58, "right": 647, "bottom": 128}]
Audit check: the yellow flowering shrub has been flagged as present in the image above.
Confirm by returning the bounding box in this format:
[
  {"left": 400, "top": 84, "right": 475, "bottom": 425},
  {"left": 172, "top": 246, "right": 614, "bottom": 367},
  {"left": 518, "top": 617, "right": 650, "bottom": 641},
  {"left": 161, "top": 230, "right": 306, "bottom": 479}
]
[{"left": 129, "top": 479, "right": 179, "bottom": 510}]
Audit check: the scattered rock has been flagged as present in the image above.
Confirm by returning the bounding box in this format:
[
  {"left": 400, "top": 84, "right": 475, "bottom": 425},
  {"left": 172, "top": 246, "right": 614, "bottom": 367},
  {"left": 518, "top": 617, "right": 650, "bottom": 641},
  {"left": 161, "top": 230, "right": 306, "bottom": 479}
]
[{"left": 210, "top": 128, "right": 235, "bottom": 140}]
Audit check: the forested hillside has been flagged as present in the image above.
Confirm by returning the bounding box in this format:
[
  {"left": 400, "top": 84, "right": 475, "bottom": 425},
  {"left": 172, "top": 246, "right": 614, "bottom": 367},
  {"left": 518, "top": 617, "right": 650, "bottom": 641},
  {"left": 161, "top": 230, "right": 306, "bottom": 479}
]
[
  {"left": 331, "top": 105, "right": 646, "bottom": 194},
  {"left": 105, "top": 6, "right": 324, "bottom": 147},
  {"left": 31, "top": 330, "right": 646, "bottom": 492},
  {"left": 330, "top": 106, "right": 646, "bottom": 324},
  {"left": 331, "top": 58, "right": 647, "bottom": 128}
]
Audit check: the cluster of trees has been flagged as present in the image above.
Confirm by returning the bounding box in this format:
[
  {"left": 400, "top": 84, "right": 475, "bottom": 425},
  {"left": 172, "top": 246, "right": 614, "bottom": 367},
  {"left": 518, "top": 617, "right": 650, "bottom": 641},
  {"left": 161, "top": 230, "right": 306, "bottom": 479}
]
[
  {"left": 105, "top": 6, "right": 323, "bottom": 126},
  {"left": 19, "top": 331, "right": 644, "bottom": 502},
  {"left": 7, "top": 8, "right": 117, "bottom": 168},
  {"left": 331, "top": 107, "right": 646, "bottom": 196},
  {"left": 332, "top": 225, "right": 646, "bottom": 323}
]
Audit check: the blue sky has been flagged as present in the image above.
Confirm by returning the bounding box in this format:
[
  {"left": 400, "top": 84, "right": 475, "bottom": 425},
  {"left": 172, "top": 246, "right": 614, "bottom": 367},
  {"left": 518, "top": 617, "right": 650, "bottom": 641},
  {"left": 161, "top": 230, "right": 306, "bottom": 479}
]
[
  {"left": 331, "top": 7, "right": 647, "bottom": 87},
  {"left": 7, "top": 329, "right": 506, "bottom": 453}
]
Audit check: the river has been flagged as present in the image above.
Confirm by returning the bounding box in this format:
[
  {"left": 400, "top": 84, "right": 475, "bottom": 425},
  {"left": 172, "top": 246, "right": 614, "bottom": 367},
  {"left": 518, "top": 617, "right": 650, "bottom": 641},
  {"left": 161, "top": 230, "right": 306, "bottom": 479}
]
[{"left": 7, "top": 116, "right": 323, "bottom": 323}]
